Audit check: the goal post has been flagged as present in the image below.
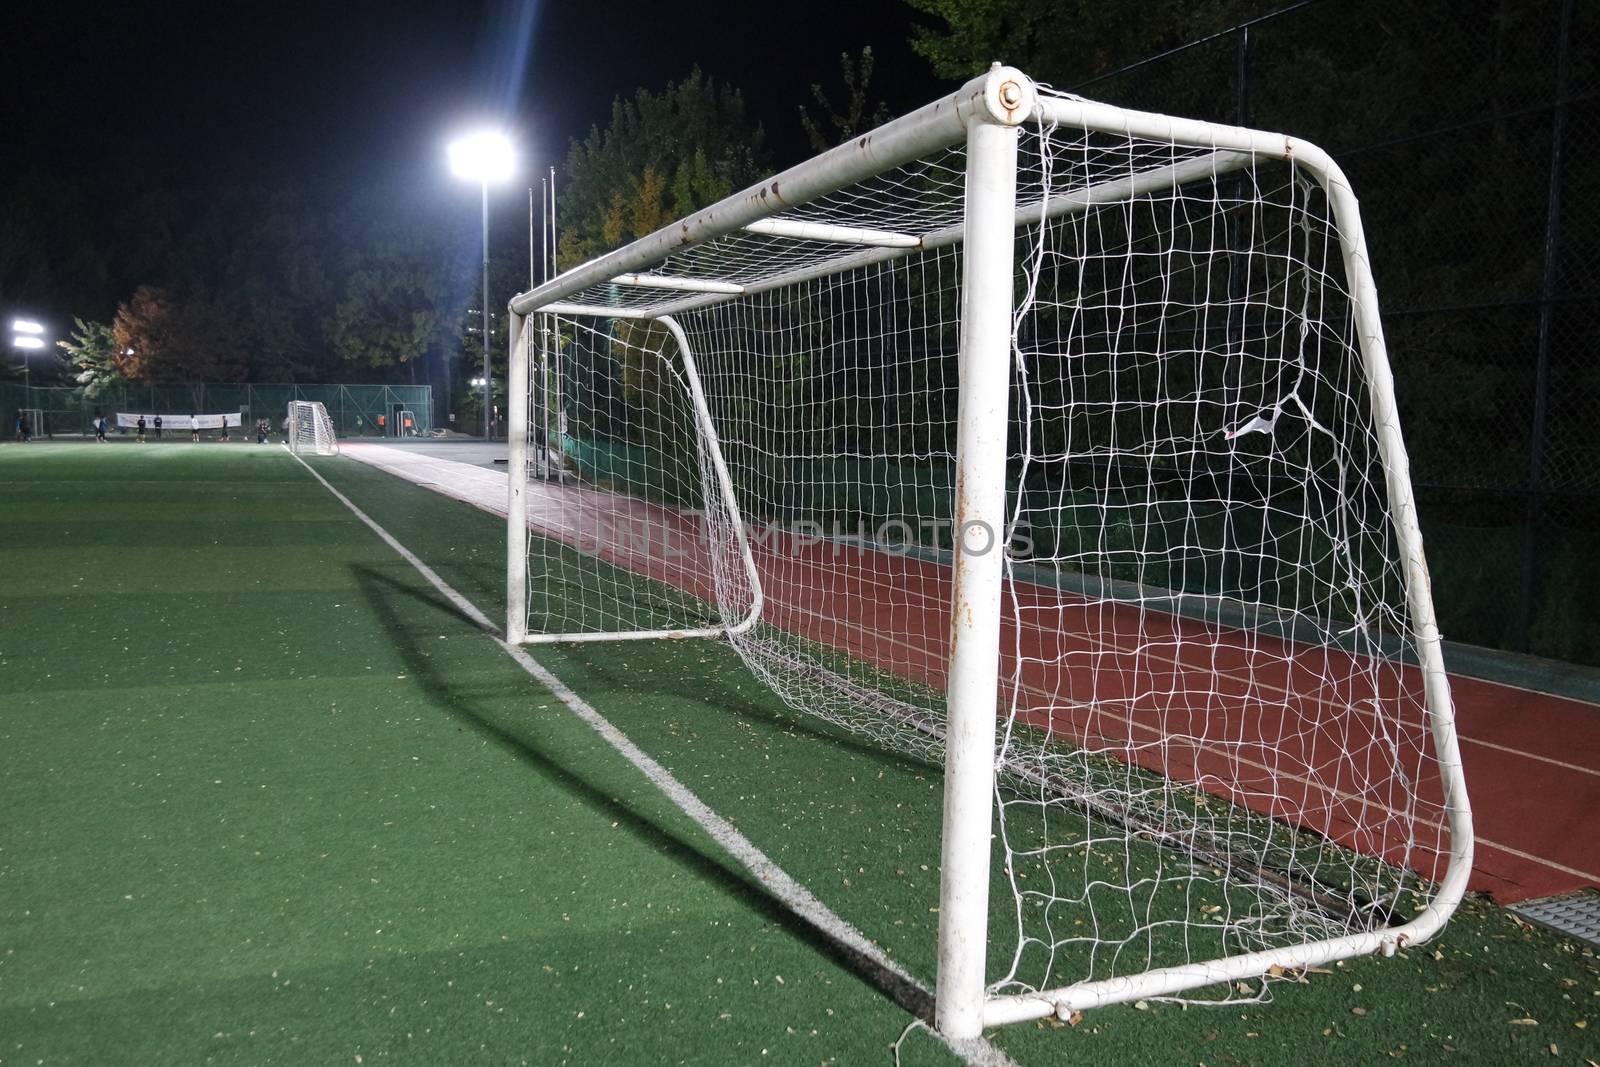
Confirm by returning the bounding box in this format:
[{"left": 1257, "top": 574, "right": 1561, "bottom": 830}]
[
  {"left": 505, "top": 65, "right": 1473, "bottom": 1038},
  {"left": 286, "top": 400, "right": 338, "bottom": 457}
]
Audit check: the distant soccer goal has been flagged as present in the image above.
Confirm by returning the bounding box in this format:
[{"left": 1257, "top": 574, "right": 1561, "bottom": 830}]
[
  {"left": 287, "top": 401, "right": 338, "bottom": 456},
  {"left": 504, "top": 66, "right": 1473, "bottom": 1037}
]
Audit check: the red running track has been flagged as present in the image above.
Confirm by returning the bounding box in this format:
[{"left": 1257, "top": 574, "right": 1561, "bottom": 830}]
[{"left": 345, "top": 446, "right": 1600, "bottom": 905}]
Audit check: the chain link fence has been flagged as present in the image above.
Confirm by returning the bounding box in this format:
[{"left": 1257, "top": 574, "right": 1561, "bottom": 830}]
[
  {"left": 1072, "top": 0, "right": 1599, "bottom": 666},
  {"left": 1, "top": 382, "right": 434, "bottom": 440}
]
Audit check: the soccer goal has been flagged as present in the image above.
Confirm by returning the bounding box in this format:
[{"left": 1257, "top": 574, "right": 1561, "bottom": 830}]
[
  {"left": 287, "top": 400, "right": 338, "bottom": 456},
  {"left": 504, "top": 65, "right": 1473, "bottom": 1037}
]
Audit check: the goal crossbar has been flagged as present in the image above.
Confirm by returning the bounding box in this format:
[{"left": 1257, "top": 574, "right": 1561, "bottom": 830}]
[
  {"left": 510, "top": 68, "right": 1029, "bottom": 320},
  {"left": 535, "top": 147, "right": 1259, "bottom": 322}
]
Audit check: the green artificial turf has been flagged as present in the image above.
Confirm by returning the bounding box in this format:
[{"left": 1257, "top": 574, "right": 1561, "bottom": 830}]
[{"left": 1, "top": 440, "right": 1597, "bottom": 1065}]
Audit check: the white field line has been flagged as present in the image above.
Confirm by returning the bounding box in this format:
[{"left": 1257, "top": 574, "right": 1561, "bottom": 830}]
[
  {"left": 288, "top": 448, "right": 1018, "bottom": 1067},
  {"left": 338, "top": 445, "right": 1600, "bottom": 888}
]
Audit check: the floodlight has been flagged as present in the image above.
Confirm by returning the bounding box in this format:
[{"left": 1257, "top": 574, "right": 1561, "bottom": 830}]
[
  {"left": 448, "top": 132, "right": 515, "bottom": 183},
  {"left": 12, "top": 319, "right": 43, "bottom": 334},
  {"left": 13, "top": 336, "right": 45, "bottom": 349}
]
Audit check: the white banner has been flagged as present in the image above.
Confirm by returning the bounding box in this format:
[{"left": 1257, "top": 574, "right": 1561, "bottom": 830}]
[{"left": 117, "top": 412, "right": 241, "bottom": 429}]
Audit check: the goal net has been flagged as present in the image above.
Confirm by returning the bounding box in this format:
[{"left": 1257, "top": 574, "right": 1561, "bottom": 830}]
[
  {"left": 505, "top": 68, "right": 1472, "bottom": 1035},
  {"left": 287, "top": 400, "right": 338, "bottom": 456}
]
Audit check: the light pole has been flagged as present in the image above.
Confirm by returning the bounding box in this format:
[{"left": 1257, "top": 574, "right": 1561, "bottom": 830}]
[
  {"left": 449, "top": 131, "right": 514, "bottom": 439},
  {"left": 11, "top": 319, "right": 46, "bottom": 418}
]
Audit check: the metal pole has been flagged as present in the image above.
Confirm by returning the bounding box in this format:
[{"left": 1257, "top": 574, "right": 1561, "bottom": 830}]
[
  {"left": 549, "top": 165, "right": 564, "bottom": 481},
  {"left": 526, "top": 182, "right": 539, "bottom": 469},
  {"left": 531, "top": 178, "right": 544, "bottom": 470},
  {"left": 482, "top": 181, "right": 493, "bottom": 439},
  {"left": 934, "top": 69, "right": 1028, "bottom": 1042},
  {"left": 443, "top": 355, "right": 450, "bottom": 433},
  {"left": 537, "top": 176, "right": 551, "bottom": 478},
  {"left": 1236, "top": 24, "right": 1251, "bottom": 126},
  {"left": 1518, "top": 0, "right": 1573, "bottom": 649},
  {"left": 506, "top": 309, "right": 528, "bottom": 642}
]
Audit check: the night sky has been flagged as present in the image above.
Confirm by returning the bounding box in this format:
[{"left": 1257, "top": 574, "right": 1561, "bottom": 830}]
[{"left": 6, "top": 0, "right": 948, "bottom": 323}]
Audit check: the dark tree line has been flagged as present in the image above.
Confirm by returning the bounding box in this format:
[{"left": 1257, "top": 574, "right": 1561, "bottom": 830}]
[{"left": 5, "top": 174, "right": 511, "bottom": 399}]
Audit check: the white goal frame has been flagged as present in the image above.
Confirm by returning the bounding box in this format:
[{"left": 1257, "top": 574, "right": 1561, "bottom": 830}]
[
  {"left": 503, "top": 66, "right": 1473, "bottom": 1038},
  {"left": 286, "top": 400, "right": 338, "bottom": 457}
]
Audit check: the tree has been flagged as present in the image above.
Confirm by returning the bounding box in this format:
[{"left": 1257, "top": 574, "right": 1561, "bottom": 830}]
[
  {"left": 222, "top": 187, "right": 335, "bottom": 382},
  {"left": 327, "top": 237, "right": 448, "bottom": 376},
  {"left": 56, "top": 317, "right": 128, "bottom": 397},
  {"left": 799, "top": 47, "right": 892, "bottom": 154},
  {"left": 903, "top": 0, "right": 1270, "bottom": 84},
  {"left": 552, "top": 68, "right": 774, "bottom": 457},
  {"left": 112, "top": 285, "right": 248, "bottom": 383},
  {"left": 558, "top": 68, "right": 771, "bottom": 266}
]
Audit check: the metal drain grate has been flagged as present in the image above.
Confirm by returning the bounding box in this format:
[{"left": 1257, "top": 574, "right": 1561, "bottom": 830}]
[{"left": 1511, "top": 890, "right": 1600, "bottom": 948}]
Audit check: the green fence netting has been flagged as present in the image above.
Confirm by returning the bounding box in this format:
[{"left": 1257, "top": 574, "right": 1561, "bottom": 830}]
[{"left": 1, "top": 383, "right": 433, "bottom": 439}]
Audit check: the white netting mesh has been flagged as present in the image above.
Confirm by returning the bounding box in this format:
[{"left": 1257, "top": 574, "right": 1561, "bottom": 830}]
[
  {"left": 519, "top": 316, "right": 729, "bottom": 640},
  {"left": 521, "top": 89, "right": 1452, "bottom": 1006},
  {"left": 288, "top": 400, "right": 338, "bottom": 456}
]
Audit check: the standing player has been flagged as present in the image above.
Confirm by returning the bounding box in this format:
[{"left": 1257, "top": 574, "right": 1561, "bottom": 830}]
[
  {"left": 153, "top": 414, "right": 163, "bottom": 440},
  {"left": 136, "top": 415, "right": 146, "bottom": 443},
  {"left": 190, "top": 414, "right": 200, "bottom": 442}
]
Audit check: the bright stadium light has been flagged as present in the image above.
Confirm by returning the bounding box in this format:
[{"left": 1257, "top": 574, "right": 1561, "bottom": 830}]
[
  {"left": 449, "top": 129, "right": 515, "bottom": 439},
  {"left": 10, "top": 319, "right": 49, "bottom": 412},
  {"left": 448, "top": 132, "right": 515, "bottom": 183}
]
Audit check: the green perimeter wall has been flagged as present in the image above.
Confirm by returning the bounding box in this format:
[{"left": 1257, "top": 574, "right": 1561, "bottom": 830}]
[
  {"left": 561, "top": 433, "right": 1600, "bottom": 670},
  {"left": 1, "top": 382, "right": 433, "bottom": 438}
]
